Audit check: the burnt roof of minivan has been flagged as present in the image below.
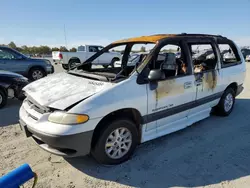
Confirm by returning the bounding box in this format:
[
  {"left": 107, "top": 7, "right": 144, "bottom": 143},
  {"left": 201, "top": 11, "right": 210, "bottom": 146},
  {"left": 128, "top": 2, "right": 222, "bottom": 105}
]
[{"left": 112, "top": 33, "right": 228, "bottom": 44}]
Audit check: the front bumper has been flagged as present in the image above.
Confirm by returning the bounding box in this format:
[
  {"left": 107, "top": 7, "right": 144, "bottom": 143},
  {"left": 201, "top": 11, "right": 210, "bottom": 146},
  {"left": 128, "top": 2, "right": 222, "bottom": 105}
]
[
  {"left": 236, "top": 84, "right": 244, "bottom": 96},
  {"left": 19, "top": 119, "right": 94, "bottom": 157}
]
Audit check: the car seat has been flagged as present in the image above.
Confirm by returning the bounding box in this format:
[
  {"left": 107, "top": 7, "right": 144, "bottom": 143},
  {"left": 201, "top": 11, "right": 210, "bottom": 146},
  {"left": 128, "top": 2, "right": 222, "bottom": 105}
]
[{"left": 161, "top": 53, "right": 178, "bottom": 77}]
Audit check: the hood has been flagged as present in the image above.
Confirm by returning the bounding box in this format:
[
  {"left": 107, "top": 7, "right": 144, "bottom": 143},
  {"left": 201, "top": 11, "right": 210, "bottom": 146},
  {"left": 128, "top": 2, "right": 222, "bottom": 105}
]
[
  {"left": 0, "top": 70, "right": 24, "bottom": 78},
  {"left": 23, "top": 72, "right": 113, "bottom": 110}
]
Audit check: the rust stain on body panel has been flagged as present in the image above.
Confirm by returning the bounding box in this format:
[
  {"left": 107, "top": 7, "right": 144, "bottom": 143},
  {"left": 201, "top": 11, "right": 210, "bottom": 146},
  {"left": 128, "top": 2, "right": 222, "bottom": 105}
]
[
  {"left": 203, "top": 70, "right": 218, "bottom": 90},
  {"left": 155, "top": 79, "right": 184, "bottom": 100}
]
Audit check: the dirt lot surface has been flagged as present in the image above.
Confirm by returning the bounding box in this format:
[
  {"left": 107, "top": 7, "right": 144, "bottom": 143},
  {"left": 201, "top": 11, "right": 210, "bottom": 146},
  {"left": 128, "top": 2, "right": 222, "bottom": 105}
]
[{"left": 1, "top": 63, "right": 250, "bottom": 188}]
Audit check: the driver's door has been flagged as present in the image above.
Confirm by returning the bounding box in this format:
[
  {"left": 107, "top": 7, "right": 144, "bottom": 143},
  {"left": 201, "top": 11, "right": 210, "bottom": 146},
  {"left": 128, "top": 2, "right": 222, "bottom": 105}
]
[{"left": 144, "top": 42, "right": 196, "bottom": 141}]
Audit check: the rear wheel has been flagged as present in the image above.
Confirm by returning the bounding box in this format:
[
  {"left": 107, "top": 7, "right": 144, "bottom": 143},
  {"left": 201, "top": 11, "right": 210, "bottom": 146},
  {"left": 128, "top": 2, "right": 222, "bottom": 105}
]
[
  {"left": 91, "top": 118, "right": 139, "bottom": 165},
  {"left": 0, "top": 89, "right": 7, "bottom": 109},
  {"left": 214, "top": 88, "right": 235, "bottom": 116},
  {"left": 110, "top": 58, "right": 119, "bottom": 68},
  {"left": 62, "top": 64, "right": 69, "bottom": 70},
  {"left": 102, "top": 65, "right": 109, "bottom": 69},
  {"left": 68, "top": 59, "right": 81, "bottom": 70},
  {"left": 29, "top": 67, "right": 45, "bottom": 81}
]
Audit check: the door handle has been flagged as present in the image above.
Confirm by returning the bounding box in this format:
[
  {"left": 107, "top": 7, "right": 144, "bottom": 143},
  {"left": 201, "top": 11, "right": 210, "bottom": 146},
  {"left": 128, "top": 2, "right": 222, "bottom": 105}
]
[
  {"left": 184, "top": 81, "right": 192, "bottom": 89},
  {"left": 195, "top": 79, "right": 203, "bottom": 86}
]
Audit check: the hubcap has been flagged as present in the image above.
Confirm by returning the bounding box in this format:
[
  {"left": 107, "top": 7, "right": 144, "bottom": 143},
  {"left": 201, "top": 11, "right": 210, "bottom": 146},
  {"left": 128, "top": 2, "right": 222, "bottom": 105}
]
[
  {"left": 224, "top": 93, "right": 233, "bottom": 112},
  {"left": 70, "top": 62, "right": 80, "bottom": 69},
  {"left": 0, "top": 94, "right": 2, "bottom": 104},
  {"left": 32, "top": 70, "right": 43, "bottom": 80},
  {"left": 105, "top": 127, "right": 132, "bottom": 159}
]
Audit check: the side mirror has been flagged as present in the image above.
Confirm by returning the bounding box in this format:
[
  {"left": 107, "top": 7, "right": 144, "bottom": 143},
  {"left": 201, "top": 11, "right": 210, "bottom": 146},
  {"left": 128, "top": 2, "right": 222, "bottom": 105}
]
[{"left": 147, "top": 69, "right": 165, "bottom": 82}]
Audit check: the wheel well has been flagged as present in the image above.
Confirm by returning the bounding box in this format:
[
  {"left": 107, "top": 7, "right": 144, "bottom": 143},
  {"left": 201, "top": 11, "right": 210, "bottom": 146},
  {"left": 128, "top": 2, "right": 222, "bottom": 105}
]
[
  {"left": 226, "top": 82, "right": 238, "bottom": 94},
  {"left": 68, "top": 57, "right": 81, "bottom": 64},
  {"left": 28, "top": 66, "right": 46, "bottom": 75},
  {"left": 112, "top": 57, "right": 120, "bottom": 61},
  {"left": 0, "top": 86, "right": 7, "bottom": 97},
  {"left": 91, "top": 108, "right": 143, "bottom": 148}
]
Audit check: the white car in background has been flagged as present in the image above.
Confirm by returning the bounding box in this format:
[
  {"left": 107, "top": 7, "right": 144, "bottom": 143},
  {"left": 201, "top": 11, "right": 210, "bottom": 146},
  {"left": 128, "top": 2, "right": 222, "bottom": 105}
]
[{"left": 52, "top": 45, "right": 121, "bottom": 70}]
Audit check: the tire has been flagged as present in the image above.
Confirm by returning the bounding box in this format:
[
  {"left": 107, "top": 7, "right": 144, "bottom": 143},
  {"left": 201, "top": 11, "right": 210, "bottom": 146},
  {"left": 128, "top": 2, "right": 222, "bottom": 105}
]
[
  {"left": 110, "top": 58, "right": 119, "bottom": 68},
  {"left": 29, "top": 67, "right": 45, "bottom": 81},
  {"left": 0, "top": 89, "right": 7, "bottom": 109},
  {"left": 68, "top": 59, "right": 81, "bottom": 70},
  {"left": 102, "top": 65, "right": 109, "bottom": 69},
  {"left": 214, "top": 88, "right": 235, "bottom": 116},
  {"left": 91, "top": 118, "right": 139, "bottom": 165},
  {"left": 62, "top": 64, "right": 69, "bottom": 70}
]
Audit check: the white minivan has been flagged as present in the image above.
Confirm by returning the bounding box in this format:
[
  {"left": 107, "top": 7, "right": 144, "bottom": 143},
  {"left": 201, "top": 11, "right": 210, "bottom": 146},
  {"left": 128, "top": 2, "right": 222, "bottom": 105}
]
[{"left": 19, "top": 34, "right": 246, "bottom": 165}]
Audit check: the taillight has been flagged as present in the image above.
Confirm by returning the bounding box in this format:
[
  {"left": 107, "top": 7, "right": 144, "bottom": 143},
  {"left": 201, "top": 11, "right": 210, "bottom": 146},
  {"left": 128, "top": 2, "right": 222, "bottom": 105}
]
[{"left": 59, "top": 53, "right": 63, "bottom": 59}]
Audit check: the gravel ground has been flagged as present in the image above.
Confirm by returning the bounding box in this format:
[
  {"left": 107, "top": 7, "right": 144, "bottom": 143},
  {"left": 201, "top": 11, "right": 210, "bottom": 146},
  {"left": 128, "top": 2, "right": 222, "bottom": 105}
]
[{"left": 1, "top": 62, "right": 250, "bottom": 188}]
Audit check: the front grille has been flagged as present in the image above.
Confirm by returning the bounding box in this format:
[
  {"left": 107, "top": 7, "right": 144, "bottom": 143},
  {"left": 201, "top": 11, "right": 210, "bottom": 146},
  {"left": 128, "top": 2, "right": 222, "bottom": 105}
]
[
  {"left": 26, "top": 99, "right": 47, "bottom": 114},
  {"left": 22, "top": 96, "right": 51, "bottom": 122}
]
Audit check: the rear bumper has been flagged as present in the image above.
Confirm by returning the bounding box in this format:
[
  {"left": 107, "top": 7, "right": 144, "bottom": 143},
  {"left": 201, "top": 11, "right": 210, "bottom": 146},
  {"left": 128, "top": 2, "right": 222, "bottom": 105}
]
[
  {"left": 19, "top": 119, "right": 93, "bottom": 157},
  {"left": 236, "top": 84, "right": 244, "bottom": 96},
  {"left": 46, "top": 65, "right": 54, "bottom": 74}
]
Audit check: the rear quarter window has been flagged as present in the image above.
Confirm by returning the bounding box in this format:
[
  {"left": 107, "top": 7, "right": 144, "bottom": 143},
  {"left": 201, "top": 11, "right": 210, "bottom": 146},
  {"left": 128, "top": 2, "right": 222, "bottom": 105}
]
[{"left": 218, "top": 42, "right": 242, "bottom": 68}]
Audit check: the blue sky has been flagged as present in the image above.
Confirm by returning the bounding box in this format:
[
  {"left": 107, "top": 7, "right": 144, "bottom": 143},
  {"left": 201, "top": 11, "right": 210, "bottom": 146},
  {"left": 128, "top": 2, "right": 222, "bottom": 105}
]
[{"left": 1, "top": 0, "right": 249, "bottom": 48}]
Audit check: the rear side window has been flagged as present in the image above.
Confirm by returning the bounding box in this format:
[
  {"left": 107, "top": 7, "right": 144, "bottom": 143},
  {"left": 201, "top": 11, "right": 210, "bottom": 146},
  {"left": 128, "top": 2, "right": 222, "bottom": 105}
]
[
  {"left": 218, "top": 42, "right": 241, "bottom": 67},
  {"left": 189, "top": 43, "right": 218, "bottom": 73},
  {"left": 77, "top": 45, "right": 85, "bottom": 51}
]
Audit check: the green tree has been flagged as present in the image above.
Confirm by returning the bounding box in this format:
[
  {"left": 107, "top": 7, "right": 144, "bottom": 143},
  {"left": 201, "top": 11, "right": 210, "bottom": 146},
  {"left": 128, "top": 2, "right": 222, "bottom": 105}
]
[
  {"left": 8, "top": 41, "right": 17, "bottom": 49},
  {"left": 39, "top": 45, "right": 51, "bottom": 54},
  {"left": 140, "top": 46, "right": 146, "bottom": 52},
  {"left": 70, "top": 47, "right": 77, "bottom": 52},
  {"left": 51, "top": 47, "right": 60, "bottom": 51},
  {"left": 21, "top": 45, "right": 29, "bottom": 54},
  {"left": 59, "top": 46, "right": 69, "bottom": 52}
]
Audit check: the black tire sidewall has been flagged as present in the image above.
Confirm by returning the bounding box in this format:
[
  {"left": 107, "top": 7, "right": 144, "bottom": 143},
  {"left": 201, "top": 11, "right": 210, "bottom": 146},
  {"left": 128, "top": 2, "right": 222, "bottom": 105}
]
[
  {"left": 62, "top": 64, "right": 69, "bottom": 70},
  {"left": 218, "top": 88, "right": 235, "bottom": 116},
  {"left": 92, "top": 119, "right": 139, "bottom": 165},
  {"left": 0, "top": 89, "right": 7, "bottom": 108}
]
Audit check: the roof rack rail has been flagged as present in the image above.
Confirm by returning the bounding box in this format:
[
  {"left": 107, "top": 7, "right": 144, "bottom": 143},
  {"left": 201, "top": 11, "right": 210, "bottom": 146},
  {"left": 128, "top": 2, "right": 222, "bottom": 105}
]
[{"left": 177, "top": 33, "right": 227, "bottom": 38}]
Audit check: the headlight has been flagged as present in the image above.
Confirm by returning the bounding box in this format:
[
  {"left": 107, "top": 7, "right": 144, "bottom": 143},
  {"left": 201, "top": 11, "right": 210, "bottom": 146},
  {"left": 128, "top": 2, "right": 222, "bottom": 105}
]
[{"left": 48, "top": 111, "right": 89, "bottom": 125}]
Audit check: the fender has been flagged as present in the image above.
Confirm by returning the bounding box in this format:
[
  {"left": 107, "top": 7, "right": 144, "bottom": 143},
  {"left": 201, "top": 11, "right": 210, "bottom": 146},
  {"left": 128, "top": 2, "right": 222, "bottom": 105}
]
[{"left": 0, "top": 82, "right": 11, "bottom": 89}]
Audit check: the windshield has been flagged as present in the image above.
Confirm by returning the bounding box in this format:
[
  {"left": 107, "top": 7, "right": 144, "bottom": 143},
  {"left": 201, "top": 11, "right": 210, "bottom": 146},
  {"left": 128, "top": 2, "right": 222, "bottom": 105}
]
[{"left": 68, "top": 43, "right": 156, "bottom": 82}]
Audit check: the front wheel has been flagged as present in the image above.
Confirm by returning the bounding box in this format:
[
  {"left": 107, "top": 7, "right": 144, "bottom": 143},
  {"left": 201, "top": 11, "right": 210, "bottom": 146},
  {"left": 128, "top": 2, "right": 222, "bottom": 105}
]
[
  {"left": 91, "top": 119, "right": 139, "bottom": 165},
  {"left": 62, "top": 64, "right": 69, "bottom": 70},
  {"left": 29, "top": 68, "right": 45, "bottom": 81},
  {"left": 214, "top": 88, "right": 235, "bottom": 116}
]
